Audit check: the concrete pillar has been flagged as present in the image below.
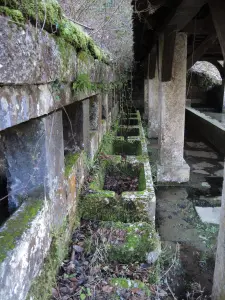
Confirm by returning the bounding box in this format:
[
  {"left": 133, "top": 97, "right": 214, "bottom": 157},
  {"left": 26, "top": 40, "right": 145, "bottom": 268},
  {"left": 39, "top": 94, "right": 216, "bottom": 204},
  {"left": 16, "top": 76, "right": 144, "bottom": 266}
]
[
  {"left": 157, "top": 32, "right": 190, "bottom": 183},
  {"left": 148, "top": 60, "right": 160, "bottom": 138},
  {"left": 90, "top": 95, "right": 101, "bottom": 131},
  {"left": 212, "top": 163, "right": 225, "bottom": 300},
  {"left": 82, "top": 99, "right": 90, "bottom": 155},
  {"left": 102, "top": 94, "right": 109, "bottom": 120},
  {"left": 144, "top": 79, "right": 149, "bottom": 120},
  {"left": 4, "top": 111, "right": 66, "bottom": 222}
]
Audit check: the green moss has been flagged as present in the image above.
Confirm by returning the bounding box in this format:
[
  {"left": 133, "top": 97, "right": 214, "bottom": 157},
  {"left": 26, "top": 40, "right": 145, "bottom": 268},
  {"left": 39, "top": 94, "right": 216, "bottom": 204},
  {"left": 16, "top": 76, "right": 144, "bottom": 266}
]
[
  {"left": 1, "top": 0, "right": 108, "bottom": 63},
  {"left": 0, "top": 199, "right": 42, "bottom": 263},
  {"left": 0, "top": 6, "right": 24, "bottom": 23},
  {"left": 102, "top": 222, "right": 159, "bottom": 264},
  {"left": 65, "top": 152, "right": 80, "bottom": 178},
  {"left": 110, "top": 278, "right": 151, "bottom": 296},
  {"left": 138, "top": 167, "right": 146, "bottom": 191},
  {"left": 0, "top": 0, "right": 62, "bottom": 30},
  {"left": 27, "top": 216, "right": 80, "bottom": 300}
]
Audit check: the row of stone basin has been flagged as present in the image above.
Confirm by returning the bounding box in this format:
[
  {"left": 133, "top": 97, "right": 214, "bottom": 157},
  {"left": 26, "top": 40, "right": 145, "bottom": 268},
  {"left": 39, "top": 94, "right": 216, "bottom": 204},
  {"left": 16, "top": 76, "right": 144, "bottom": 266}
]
[
  {"left": 77, "top": 111, "right": 160, "bottom": 294},
  {"left": 80, "top": 110, "right": 156, "bottom": 223}
]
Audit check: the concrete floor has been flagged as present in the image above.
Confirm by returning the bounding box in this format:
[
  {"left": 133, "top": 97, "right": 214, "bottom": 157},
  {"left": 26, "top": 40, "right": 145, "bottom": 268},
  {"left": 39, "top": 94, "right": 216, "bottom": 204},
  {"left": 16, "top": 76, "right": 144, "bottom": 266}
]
[{"left": 147, "top": 134, "right": 223, "bottom": 298}]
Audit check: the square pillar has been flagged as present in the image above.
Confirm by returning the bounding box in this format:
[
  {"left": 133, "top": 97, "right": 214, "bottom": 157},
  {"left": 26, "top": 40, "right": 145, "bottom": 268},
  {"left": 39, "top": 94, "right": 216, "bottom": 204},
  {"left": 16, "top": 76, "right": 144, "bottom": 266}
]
[
  {"left": 148, "top": 59, "right": 160, "bottom": 138},
  {"left": 90, "top": 95, "right": 101, "bottom": 131},
  {"left": 144, "top": 79, "right": 149, "bottom": 120},
  {"left": 157, "top": 32, "right": 190, "bottom": 183},
  {"left": 3, "top": 111, "right": 66, "bottom": 224},
  {"left": 82, "top": 99, "right": 90, "bottom": 155},
  {"left": 102, "top": 94, "right": 109, "bottom": 120}
]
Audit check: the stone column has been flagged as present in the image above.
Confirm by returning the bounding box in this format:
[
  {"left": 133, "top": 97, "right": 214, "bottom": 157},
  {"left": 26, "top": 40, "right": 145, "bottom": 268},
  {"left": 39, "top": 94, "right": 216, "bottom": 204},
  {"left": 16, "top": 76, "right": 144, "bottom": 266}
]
[
  {"left": 144, "top": 79, "right": 149, "bottom": 120},
  {"left": 144, "top": 55, "right": 150, "bottom": 120},
  {"left": 90, "top": 95, "right": 101, "bottom": 131},
  {"left": 157, "top": 32, "right": 190, "bottom": 183},
  {"left": 82, "top": 99, "right": 90, "bottom": 155},
  {"left": 212, "top": 163, "right": 225, "bottom": 300},
  {"left": 148, "top": 59, "right": 160, "bottom": 138},
  {"left": 102, "top": 94, "right": 109, "bottom": 120},
  {"left": 4, "top": 111, "right": 66, "bottom": 223}
]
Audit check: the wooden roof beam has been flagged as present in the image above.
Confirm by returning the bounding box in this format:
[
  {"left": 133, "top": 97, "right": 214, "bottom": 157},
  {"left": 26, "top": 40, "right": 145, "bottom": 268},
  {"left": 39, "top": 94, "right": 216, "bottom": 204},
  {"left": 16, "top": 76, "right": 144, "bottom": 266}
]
[
  {"left": 187, "top": 34, "right": 217, "bottom": 69},
  {"left": 168, "top": 0, "right": 207, "bottom": 31},
  {"left": 209, "top": 0, "right": 225, "bottom": 60}
]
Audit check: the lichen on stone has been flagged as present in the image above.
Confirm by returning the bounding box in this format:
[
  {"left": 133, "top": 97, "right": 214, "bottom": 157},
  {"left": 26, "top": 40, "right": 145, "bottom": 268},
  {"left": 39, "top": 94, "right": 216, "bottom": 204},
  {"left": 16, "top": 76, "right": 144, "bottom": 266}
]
[
  {"left": 0, "top": 0, "right": 108, "bottom": 63},
  {"left": 0, "top": 199, "right": 43, "bottom": 263},
  {"left": 100, "top": 221, "right": 159, "bottom": 264}
]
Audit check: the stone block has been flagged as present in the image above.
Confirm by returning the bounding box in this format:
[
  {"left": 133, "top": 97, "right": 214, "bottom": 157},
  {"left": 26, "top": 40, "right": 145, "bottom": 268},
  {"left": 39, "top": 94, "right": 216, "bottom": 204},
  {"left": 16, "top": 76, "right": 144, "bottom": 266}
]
[{"left": 2, "top": 111, "right": 65, "bottom": 219}]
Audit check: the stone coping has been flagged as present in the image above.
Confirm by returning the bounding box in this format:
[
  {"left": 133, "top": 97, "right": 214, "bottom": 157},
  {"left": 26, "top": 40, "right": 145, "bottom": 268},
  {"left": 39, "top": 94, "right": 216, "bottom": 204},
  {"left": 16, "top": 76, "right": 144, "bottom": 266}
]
[{"left": 186, "top": 107, "right": 225, "bottom": 131}]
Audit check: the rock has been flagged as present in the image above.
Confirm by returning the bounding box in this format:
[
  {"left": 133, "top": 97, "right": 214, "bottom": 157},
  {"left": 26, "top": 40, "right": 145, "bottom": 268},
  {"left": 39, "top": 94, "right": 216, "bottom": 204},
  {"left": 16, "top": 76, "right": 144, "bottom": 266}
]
[
  {"left": 73, "top": 245, "right": 84, "bottom": 253},
  {"left": 146, "top": 237, "right": 161, "bottom": 264}
]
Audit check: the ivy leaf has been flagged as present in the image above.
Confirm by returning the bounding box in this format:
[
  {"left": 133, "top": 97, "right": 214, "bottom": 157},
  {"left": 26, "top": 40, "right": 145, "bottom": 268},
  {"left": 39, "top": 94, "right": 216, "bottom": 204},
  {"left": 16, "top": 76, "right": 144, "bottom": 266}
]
[{"left": 80, "top": 293, "right": 86, "bottom": 300}]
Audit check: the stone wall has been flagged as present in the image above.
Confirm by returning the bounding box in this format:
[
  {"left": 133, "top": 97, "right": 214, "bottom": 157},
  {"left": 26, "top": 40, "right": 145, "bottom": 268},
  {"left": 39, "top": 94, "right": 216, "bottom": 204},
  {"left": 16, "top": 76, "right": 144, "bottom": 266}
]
[{"left": 0, "top": 15, "right": 119, "bottom": 300}]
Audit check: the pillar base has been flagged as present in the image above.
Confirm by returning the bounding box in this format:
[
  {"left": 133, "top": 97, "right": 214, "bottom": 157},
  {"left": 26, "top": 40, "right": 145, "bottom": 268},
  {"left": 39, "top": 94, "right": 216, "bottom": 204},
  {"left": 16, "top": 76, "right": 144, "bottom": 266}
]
[{"left": 157, "top": 160, "right": 190, "bottom": 183}]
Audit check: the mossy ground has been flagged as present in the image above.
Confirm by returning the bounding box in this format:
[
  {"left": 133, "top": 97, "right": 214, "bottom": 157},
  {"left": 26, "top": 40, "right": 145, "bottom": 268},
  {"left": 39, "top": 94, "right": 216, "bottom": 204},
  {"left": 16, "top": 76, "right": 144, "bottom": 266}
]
[{"left": 98, "top": 221, "right": 159, "bottom": 264}]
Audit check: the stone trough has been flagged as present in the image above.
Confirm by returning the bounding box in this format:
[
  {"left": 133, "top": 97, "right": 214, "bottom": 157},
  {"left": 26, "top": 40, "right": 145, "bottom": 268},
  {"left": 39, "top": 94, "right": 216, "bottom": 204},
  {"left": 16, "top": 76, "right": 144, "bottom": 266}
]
[{"left": 81, "top": 110, "right": 156, "bottom": 223}]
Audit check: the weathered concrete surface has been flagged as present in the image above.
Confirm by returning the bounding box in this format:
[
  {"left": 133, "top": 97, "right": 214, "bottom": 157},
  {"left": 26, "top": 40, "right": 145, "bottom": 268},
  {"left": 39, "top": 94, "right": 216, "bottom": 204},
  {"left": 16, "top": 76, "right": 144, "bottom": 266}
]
[
  {"left": 82, "top": 99, "right": 91, "bottom": 156},
  {"left": 90, "top": 96, "right": 101, "bottom": 131},
  {"left": 144, "top": 79, "right": 149, "bottom": 120},
  {"left": 186, "top": 107, "right": 225, "bottom": 155},
  {"left": 0, "top": 16, "right": 113, "bottom": 85},
  {"left": 0, "top": 201, "right": 51, "bottom": 300},
  {"left": 157, "top": 32, "right": 190, "bottom": 183},
  {"left": 148, "top": 61, "right": 160, "bottom": 138},
  {"left": 0, "top": 82, "right": 101, "bottom": 132},
  {"left": 3, "top": 111, "right": 66, "bottom": 219},
  {"left": 0, "top": 16, "right": 77, "bottom": 85}
]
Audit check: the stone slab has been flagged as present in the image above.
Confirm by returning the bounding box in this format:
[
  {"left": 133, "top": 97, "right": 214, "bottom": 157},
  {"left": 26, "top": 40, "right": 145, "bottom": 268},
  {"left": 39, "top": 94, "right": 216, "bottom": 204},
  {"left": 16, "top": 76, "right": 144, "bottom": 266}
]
[{"left": 195, "top": 206, "right": 221, "bottom": 225}]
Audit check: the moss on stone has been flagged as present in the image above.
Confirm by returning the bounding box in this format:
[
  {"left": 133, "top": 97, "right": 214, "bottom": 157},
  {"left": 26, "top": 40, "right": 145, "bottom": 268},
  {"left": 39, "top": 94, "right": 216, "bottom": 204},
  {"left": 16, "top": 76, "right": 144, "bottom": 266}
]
[
  {"left": 138, "top": 167, "right": 146, "bottom": 190},
  {"left": 0, "top": 0, "right": 108, "bottom": 63},
  {"left": 65, "top": 152, "right": 80, "bottom": 178},
  {"left": 0, "top": 199, "right": 42, "bottom": 263},
  {"left": 110, "top": 278, "right": 151, "bottom": 296},
  {"left": 0, "top": 6, "right": 24, "bottom": 23},
  {"left": 102, "top": 222, "right": 158, "bottom": 264},
  {"left": 27, "top": 216, "right": 80, "bottom": 300}
]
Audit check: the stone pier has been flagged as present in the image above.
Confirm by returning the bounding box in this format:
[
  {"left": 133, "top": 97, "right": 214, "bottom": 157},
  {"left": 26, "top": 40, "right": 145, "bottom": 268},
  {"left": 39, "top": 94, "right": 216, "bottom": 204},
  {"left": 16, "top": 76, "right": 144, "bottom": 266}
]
[
  {"left": 157, "top": 32, "right": 190, "bottom": 183},
  {"left": 148, "top": 60, "right": 160, "bottom": 138}
]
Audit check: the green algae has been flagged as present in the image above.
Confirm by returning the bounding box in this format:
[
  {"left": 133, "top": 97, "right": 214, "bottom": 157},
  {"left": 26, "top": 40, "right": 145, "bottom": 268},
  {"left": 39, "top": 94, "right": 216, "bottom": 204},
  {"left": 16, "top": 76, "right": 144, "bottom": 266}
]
[
  {"left": 65, "top": 152, "right": 80, "bottom": 178},
  {"left": 0, "top": 199, "right": 42, "bottom": 263},
  {"left": 101, "top": 222, "right": 159, "bottom": 264}
]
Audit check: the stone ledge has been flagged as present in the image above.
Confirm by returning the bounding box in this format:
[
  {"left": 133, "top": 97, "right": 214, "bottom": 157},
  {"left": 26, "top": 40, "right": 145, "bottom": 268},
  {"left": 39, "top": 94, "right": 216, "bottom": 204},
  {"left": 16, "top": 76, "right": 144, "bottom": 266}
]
[{"left": 0, "top": 16, "right": 113, "bottom": 85}]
